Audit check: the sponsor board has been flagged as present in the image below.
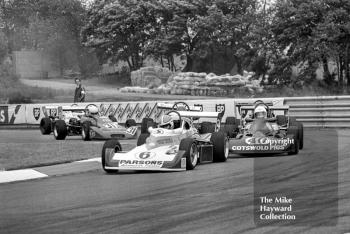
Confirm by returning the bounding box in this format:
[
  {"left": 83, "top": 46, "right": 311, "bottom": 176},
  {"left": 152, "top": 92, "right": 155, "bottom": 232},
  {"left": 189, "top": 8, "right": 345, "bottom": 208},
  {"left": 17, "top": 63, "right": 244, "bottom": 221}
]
[
  {"left": 0, "top": 98, "right": 284, "bottom": 125},
  {"left": 0, "top": 105, "right": 25, "bottom": 124},
  {"left": 0, "top": 106, "right": 8, "bottom": 124}
]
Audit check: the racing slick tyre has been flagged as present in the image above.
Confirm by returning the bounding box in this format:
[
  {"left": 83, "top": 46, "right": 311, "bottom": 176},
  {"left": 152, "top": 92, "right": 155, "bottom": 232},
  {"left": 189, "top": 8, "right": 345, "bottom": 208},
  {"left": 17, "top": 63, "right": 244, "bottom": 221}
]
[
  {"left": 40, "top": 117, "right": 52, "bottom": 135},
  {"left": 289, "top": 116, "right": 297, "bottom": 126},
  {"left": 287, "top": 126, "right": 299, "bottom": 155},
  {"left": 137, "top": 133, "right": 149, "bottom": 146},
  {"left": 221, "top": 118, "right": 239, "bottom": 138},
  {"left": 102, "top": 139, "right": 122, "bottom": 173},
  {"left": 211, "top": 131, "right": 229, "bottom": 162},
  {"left": 225, "top": 116, "right": 237, "bottom": 125},
  {"left": 53, "top": 120, "right": 67, "bottom": 140},
  {"left": 141, "top": 118, "right": 154, "bottom": 134},
  {"left": 220, "top": 124, "right": 237, "bottom": 138},
  {"left": 179, "top": 138, "right": 198, "bottom": 170},
  {"left": 200, "top": 122, "right": 216, "bottom": 134},
  {"left": 125, "top": 119, "right": 137, "bottom": 128},
  {"left": 297, "top": 122, "right": 304, "bottom": 150},
  {"left": 82, "top": 121, "right": 92, "bottom": 141},
  {"left": 277, "top": 115, "right": 287, "bottom": 126}
]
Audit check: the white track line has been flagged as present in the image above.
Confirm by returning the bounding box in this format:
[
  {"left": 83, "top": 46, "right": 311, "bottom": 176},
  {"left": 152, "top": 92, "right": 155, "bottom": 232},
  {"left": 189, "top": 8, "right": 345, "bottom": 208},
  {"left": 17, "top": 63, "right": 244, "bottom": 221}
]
[
  {"left": 74, "top": 157, "right": 101, "bottom": 163},
  {"left": 0, "top": 169, "right": 48, "bottom": 184}
]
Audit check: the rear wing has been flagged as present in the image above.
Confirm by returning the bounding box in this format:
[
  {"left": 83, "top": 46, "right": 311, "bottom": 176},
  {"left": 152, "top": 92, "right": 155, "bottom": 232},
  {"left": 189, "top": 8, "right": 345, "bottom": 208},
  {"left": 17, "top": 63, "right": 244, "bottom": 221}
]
[
  {"left": 235, "top": 100, "right": 289, "bottom": 116},
  {"left": 60, "top": 106, "right": 86, "bottom": 112},
  {"left": 235, "top": 101, "right": 274, "bottom": 108},
  {"left": 42, "top": 105, "right": 85, "bottom": 118},
  {"left": 240, "top": 105, "right": 290, "bottom": 111},
  {"left": 177, "top": 111, "right": 223, "bottom": 119},
  {"left": 239, "top": 105, "right": 290, "bottom": 118},
  {"left": 157, "top": 102, "right": 202, "bottom": 112}
]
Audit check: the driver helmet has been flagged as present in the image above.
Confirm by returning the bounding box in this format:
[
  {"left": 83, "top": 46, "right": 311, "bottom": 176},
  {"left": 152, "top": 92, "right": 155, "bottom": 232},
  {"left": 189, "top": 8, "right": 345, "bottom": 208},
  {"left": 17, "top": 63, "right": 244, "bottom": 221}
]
[
  {"left": 87, "top": 105, "right": 99, "bottom": 117},
  {"left": 254, "top": 105, "right": 267, "bottom": 119},
  {"left": 159, "top": 115, "right": 174, "bottom": 129}
]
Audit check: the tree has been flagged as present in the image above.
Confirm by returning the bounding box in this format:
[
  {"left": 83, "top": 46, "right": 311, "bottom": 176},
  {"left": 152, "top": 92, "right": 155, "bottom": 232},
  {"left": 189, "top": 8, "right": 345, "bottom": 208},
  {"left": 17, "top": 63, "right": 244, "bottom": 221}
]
[
  {"left": 82, "top": 0, "right": 159, "bottom": 71},
  {"left": 266, "top": 0, "right": 350, "bottom": 89}
]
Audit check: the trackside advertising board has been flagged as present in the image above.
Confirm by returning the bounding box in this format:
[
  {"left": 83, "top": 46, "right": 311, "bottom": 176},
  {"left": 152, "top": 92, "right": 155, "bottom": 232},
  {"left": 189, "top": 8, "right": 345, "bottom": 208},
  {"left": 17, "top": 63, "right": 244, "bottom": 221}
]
[{"left": 0, "top": 98, "right": 284, "bottom": 125}]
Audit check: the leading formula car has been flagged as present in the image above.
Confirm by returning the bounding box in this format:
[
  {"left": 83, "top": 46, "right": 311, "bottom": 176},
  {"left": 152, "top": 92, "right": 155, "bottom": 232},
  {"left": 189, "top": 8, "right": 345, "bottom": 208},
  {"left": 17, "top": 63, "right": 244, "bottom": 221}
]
[
  {"left": 101, "top": 109, "right": 228, "bottom": 172},
  {"left": 223, "top": 100, "right": 304, "bottom": 155},
  {"left": 40, "top": 104, "right": 138, "bottom": 141}
]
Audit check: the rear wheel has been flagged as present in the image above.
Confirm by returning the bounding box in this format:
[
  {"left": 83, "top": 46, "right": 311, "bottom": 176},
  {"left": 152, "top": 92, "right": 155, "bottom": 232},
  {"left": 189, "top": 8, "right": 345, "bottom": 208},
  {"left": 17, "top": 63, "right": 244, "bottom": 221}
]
[
  {"left": 200, "top": 122, "right": 215, "bottom": 134},
  {"left": 137, "top": 133, "right": 149, "bottom": 146},
  {"left": 287, "top": 126, "right": 299, "bottom": 155},
  {"left": 225, "top": 116, "right": 236, "bottom": 125},
  {"left": 277, "top": 115, "right": 287, "bottom": 126},
  {"left": 53, "top": 120, "right": 67, "bottom": 140},
  {"left": 211, "top": 132, "right": 229, "bottom": 162},
  {"left": 40, "top": 117, "right": 52, "bottom": 135},
  {"left": 141, "top": 118, "right": 154, "bottom": 134},
  {"left": 297, "top": 122, "right": 304, "bottom": 149},
  {"left": 102, "top": 139, "right": 122, "bottom": 173},
  {"left": 82, "top": 121, "right": 92, "bottom": 141},
  {"left": 179, "top": 138, "right": 198, "bottom": 170},
  {"left": 221, "top": 118, "right": 239, "bottom": 138},
  {"left": 289, "top": 116, "right": 297, "bottom": 126},
  {"left": 125, "top": 119, "right": 136, "bottom": 128}
]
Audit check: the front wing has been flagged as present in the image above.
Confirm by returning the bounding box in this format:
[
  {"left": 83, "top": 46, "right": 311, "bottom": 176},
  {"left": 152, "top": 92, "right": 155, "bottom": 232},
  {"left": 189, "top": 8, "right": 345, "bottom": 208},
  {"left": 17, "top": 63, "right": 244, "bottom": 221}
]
[
  {"left": 104, "top": 145, "right": 187, "bottom": 171},
  {"left": 229, "top": 136, "right": 295, "bottom": 154},
  {"left": 90, "top": 126, "right": 138, "bottom": 140}
]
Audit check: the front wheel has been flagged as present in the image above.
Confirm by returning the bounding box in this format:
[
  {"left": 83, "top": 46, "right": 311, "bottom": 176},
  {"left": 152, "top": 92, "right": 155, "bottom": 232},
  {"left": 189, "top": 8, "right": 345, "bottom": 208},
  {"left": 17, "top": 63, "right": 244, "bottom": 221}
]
[
  {"left": 40, "top": 117, "right": 52, "bottom": 135},
  {"left": 179, "top": 138, "right": 198, "bottom": 170},
  {"left": 141, "top": 118, "right": 154, "bottom": 134},
  {"left": 53, "top": 120, "right": 67, "bottom": 140},
  {"left": 137, "top": 133, "right": 149, "bottom": 146},
  {"left": 102, "top": 139, "right": 122, "bottom": 173},
  {"left": 211, "top": 131, "right": 229, "bottom": 162},
  {"left": 82, "top": 121, "right": 92, "bottom": 141}
]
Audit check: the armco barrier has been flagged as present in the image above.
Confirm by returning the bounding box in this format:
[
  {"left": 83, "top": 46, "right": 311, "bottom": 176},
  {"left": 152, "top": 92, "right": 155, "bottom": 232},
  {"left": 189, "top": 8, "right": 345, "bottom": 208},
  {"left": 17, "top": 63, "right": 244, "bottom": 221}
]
[
  {"left": 0, "top": 96, "right": 349, "bottom": 128},
  {"left": 286, "top": 95, "right": 350, "bottom": 128}
]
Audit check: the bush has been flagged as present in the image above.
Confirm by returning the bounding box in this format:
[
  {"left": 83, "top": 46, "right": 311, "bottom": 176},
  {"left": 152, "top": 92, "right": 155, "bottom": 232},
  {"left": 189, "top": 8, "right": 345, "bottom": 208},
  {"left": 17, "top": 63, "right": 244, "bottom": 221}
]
[{"left": 99, "top": 67, "right": 131, "bottom": 86}]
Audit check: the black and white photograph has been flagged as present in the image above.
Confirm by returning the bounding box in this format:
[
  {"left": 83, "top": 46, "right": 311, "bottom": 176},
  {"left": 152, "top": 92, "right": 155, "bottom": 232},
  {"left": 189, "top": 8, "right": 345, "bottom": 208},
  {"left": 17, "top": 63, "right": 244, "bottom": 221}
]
[{"left": 0, "top": 0, "right": 349, "bottom": 233}]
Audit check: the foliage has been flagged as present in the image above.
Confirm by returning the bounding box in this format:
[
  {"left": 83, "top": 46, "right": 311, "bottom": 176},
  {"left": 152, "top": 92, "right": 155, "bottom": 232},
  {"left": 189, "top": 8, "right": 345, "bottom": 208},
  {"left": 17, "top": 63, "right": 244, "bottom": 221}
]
[
  {"left": 267, "top": 0, "right": 350, "bottom": 87},
  {"left": 2, "top": 0, "right": 350, "bottom": 92},
  {"left": 0, "top": 0, "right": 97, "bottom": 76}
]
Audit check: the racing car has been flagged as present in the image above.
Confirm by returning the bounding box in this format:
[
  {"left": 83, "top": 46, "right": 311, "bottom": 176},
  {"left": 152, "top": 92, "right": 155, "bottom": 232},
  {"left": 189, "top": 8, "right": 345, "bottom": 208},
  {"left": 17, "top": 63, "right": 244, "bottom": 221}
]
[
  {"left": 101, "top": 109, "right": 228, "bottom": 173},
  {"left": 39, "top": 104, "right": 85, "bottom": 138},
  {"left": 40, "top": 104, "right": 138, "bottom": 141},
  {"left": 224, "top": 100, "right": 304, "bottom": 155}
]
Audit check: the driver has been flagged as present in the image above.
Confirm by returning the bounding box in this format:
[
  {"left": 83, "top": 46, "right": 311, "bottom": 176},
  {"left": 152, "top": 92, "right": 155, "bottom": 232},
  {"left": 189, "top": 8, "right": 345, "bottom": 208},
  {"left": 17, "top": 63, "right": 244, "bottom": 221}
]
[
  {"left": 87, "top": 105, "right": 99, "bottom": 118},
  {"left": 159, "top": 115, "right": 174, "bottom": 129},
  {"left": 254, "top": 105, "right": 267, "bottom": 119}
]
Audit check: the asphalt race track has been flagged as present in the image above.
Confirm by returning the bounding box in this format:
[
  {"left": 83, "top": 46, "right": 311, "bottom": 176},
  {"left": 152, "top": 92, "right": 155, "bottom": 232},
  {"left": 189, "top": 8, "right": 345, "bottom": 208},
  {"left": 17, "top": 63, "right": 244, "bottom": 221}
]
[{"left": 0, "top": 129, "right": 350, "bottom": 234}]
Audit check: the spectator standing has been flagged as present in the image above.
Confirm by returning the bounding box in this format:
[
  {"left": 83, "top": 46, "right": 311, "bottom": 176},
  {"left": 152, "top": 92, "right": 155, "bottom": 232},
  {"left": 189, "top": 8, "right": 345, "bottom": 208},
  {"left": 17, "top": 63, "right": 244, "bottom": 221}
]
[{"left": 74, "top": 78, "right": 86, "bottom": 102}]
